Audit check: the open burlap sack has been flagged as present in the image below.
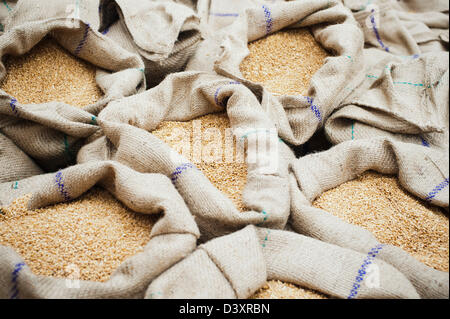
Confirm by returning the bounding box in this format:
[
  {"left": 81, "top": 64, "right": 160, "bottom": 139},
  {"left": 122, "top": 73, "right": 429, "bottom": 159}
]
[
  {"left": 1, "top": 0, "right": 448, "bottom": 300},
  {"left": 344, "top": 0, "right": 449, "bottom": 54},
  {"left": 0, "top": 160, "right": 199, "bottom": 298},
  {"left": 289, "top": 137, "right": 449, "bottom": 299},
  {"left": 99, "top": 0, "right": 202, "bottom": 87},
  {"left": 82, "top": 72, "right": 294, "bottom": 240},
  {"left": 187, "top": 0, "right": 367, "bottom": 146},
  {"left": 0, "top": 0, "right": 144, "bottom": 173},
  {"left": 147, "top": 225, "right": 420, "bottom": 299},
  {"left": 84, "top": 71, "right": 445, "bottom": 298},
  {"left": 324, "top": 49, "right": 449, "bottom": 150}
]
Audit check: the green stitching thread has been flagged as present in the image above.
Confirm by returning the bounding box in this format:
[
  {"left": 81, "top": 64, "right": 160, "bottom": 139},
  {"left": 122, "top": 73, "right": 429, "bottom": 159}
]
[
  {"left": 63, "top": 135, "right": 76, "bottom": 162},
  {"left": 351, "top": 121, "right": 355, "bottom": 140},
  {"left": 262, "top": 230, "right": 271, "bottom": 248},
  {"left": 2, "top": 0, "right": 12, "bottom": 12},
  {"left": 257, "top": 211, "right": 269, "bottom": 226}
]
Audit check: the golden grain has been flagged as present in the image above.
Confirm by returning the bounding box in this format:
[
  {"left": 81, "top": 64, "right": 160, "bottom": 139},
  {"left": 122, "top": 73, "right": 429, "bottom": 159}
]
[
  {"left": 240, "top": 28, "right": 329, "bottom": 95},
  {"left": 1, "top": 37, "right": 103, "bottom": 108},
  {"left": 0, "top": 188, "right": 158, "bottom": 282},
  {"left": 313, "top": 171, "right": 449, "bottom": 272}
]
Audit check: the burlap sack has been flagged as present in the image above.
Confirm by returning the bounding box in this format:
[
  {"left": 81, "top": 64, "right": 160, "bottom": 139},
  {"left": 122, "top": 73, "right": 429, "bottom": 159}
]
[
  {"left": 0, "top": 160, "right": 199, "bottom": 298},
  {"left": 0, "top": 0, "right": 448, "bottom": 300},
  {"left": 345, "top": 0, "right": 449, "bottom": 54},
  {"left": 0, "top": 0, "right": 145, "bottom": 173},
  {"left": 147, "top": 225, "right": 420, "bottom": 299},
  {"left": 189, "top": 0, "right": 367, "bottom": 147},
  {"left": 82, "top": 0, "right": 447, "bottom": 298},
  {"left": 99, "top": 0, "right": 202, "bottom": 87},
  {"left": 82, "top": 73, "right": 294, "bottom": 240},
  {"left": 324, "top": 49, "right": 449, "bottom": 153},
  {"left": 0, "top": 132, "right": 42, "bottom": 183},
  {"left": 289, "top": 137, "right": 449, "bottom": 298}
]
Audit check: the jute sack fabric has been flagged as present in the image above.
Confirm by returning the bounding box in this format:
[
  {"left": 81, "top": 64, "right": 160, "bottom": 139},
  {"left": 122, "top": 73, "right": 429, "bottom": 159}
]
[
  {"left": 0, "top": 0, "right": 447, "bottom": 299},
  {"left": 0, "top": 1, "right": 16, "bottom": 33},
  {"left": 344, "top": 0, "right": 449, "bottom": 54},
  {"left": 0, "top": 0, "right": 145, "bottom": 173},
  {"left": 99, "top": 0, "right": 202, "bottom": 87},
  {"left": 85, "top": 71, "right": 436, "bottom": 298},
  {"left": 0, "top": 132, "right": 42, "bottom": 183},
  {"left": 289, "top": 137, "right": 449, "bottom": 299},
  {"left": 0, "top": 160, "right": 199, "bottom": 298},
  {"left": 146, "top": 225, "right": 420, "bottom": 299},
  {"left": 324, "top": 49, "right": 449, "bottom": 150},
  {"left": 83, "top": 71, "right": 294, "bottom": 241},
  {"left": 189, "top": 0, "right": 367, "bottom": 146}
]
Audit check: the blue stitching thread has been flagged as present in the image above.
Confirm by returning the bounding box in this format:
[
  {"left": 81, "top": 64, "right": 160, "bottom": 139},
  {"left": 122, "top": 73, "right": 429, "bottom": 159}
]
[
  {"left": 369, "top": 9, "right": 389, "bottom": 52},
  {"left": 74, "top": 23, "right": 90, "bottom": 55},
  {"left": 9, "top": 98, "right": 18, "bottom": 115},
  {"left": 425, "top": 178, "right": 449, "bottom": 202},
  {"left": 214, "top": 81, "right": 240, "bottom": 107},
  {"left": 90, "top": 116, "right": 97, "bottom": 125},
  {"left": 420, "top": 137, "right": 430, "bottom": 147},
  {"left": 304, "top": 96, "right": 322, "bottom": 122},
  {"left": 55, "top": 171, "right": 71, "bottom": 202},
  {"left": 398, "top": 54, "right": 420, "bottom": 59},
  {"left": 101, "top": 26, "right": 110, "bottom": 35},
  {"left": 10, "top": 262, "right": 26, "bottom": 299},
  {"left": 347, "top": 244, "right": 384, "bottom": 299},
  {"left": 171, "top": 163, "right": 197, "bottom": 184},
  {"left": 12, "top": 181, "right": 18, "bottom": 189},
  {"left": 262, "top": 5, "right": 273, "bottom": 35},
  {"left": 209, "top": 13, "right": 239, "bottom": 17}
]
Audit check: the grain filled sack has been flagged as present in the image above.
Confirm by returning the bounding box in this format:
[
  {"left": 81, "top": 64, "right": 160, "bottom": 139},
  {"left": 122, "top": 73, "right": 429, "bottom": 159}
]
[
  {"left": 0, "top": 160, "right": 200, "bottom": 298},
  {"left": 83, "top": 73, "right": 294, "bottom": 240},
  {"left": 289, "top": 138, "right": 449, "bottom": 299},
  {"left": 147, "top": 225, "right": 419, "bottom": 299},
  {"left": 325, "top": 0, "right": 449, "bottom": 151},
  {"left": 83, "top": 0, "right": 447, "bottom": 298},
  {"left": 302, "top": 1, "right": 449, "bottom": 300},
  {"left": 0, "top": 0, "right": 448, "bottom": 299},
  {"left": 0, "top": 0, "right": 145, "bottom": 173},
  {"left": 98, "top": 0, "right": 202, "bottom": 87},
  {"left": 87, "top": 75, "right": 439, "bottom": 299},
  {"left": 189, "top": 0, "right": 366, "bottom": 146},
  {"left": 343, "top": 0, "right": 449, "bottom": 53}
]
